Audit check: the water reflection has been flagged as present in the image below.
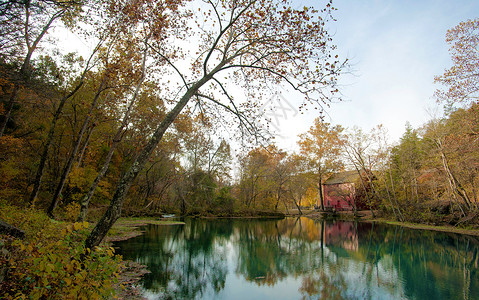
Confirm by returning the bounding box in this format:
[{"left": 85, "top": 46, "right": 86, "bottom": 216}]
[{"left": 114, "top": 218, "right": 479, "bottom": 299}]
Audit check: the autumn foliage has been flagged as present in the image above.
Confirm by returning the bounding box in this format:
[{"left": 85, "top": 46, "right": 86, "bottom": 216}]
[{"left": 0, "top": 205, "right": 122, "bottom": 299}]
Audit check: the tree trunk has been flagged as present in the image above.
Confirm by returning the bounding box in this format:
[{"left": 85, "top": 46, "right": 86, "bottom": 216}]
[
  {"left": 0, "top": 218, "right": 25, "bottom": 239},
  {"left": 382, "top": 171, "right": 399, "bottom": 221},
  {"left": 77, "top": 40, "right": 148, "bottom": 221},
  {"left": 29, "top": 82, "right": 84, "bottom": 205},
  {"left": 0, "top": 5, "right": 65, "bottom": 137},
  {"left": 289, "top": 191, "right": 303, "bottom": 215},
  {"left": 298, "top": 196, "right": 303, "bottom": 215},
  {"left": 388, "top": 162, "right": 404, "bottom": 221},
  {"left": 413, "top": 169, "right": 419, "bottom": 202},
  {"left": 439, "top": 144, "right": 472, "bottom": 210},
  {"left": 470, "top": 176, "right": 478, "bottom": 209},
  {"left": 318, "top": 169, "right": 324, "bottom": 210},
  {"left": 0, "top": 84, "right": 19, "bottom": 138},
  {"left": 85, "top": 65, "right": 220, "bottom": 249},
  {"left": 281, "top": 194, "right": 289, "bottom": 214},
  {"left": 76, "top": 124, "right": 95, "bottom": 168},
  {"left": 354, "top": 165, "right": 375, "bottom": 218},
  {"left": 274, "top": 191, "right": 281, "bottom": 211},
  {"left": 47, "top": 78, "right": 106, "bottom": 217},
  {"left": 29, "top": 39, "right": 101, "bottom": 205},
  {"left": 141, "top": 160, "right": 161, "bottom": 206}
]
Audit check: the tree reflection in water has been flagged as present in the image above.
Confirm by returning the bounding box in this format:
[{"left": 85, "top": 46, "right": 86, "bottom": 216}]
[{"left": 114, "top": 218, "right": 479, "bottom": 299}]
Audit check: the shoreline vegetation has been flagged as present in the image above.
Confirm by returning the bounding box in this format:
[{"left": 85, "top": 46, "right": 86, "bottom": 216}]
[
  {"left": 95, "top": 209, "right": 479, "bottom": 244},
  {"left": 299, "top": 209, "right": 479, "bottom": 237},
  {"left": 106, "top": 218, "right": 186, "bottom": 242}
]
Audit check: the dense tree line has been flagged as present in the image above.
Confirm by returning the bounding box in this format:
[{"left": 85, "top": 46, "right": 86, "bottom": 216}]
[{"left": 235, "top": 106, "right": 478, "bottom": 225}]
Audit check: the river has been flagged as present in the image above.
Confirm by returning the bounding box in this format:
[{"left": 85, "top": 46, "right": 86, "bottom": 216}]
[{"left": 114, "top": 217, "right": 479, "bottom": 299}]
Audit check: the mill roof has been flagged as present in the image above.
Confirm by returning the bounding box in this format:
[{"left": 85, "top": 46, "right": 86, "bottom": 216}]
[{"left": 323, "top": 170, "right": 360, "bottom": 185}]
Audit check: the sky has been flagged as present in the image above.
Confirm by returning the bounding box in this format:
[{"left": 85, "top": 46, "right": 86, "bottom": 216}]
[
  {"left": 272, "top": 0, "right": 479, "bottom": 152},
  {"left": 53, "top": 0, "right": 479, "bottom": 154}
]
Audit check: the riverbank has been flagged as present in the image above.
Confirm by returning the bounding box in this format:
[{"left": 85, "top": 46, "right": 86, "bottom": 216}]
[
  {"left": 106, "top": 217, "right": 185, "bottom": 242},
  {"left": 105, "top": 217, "right": 185, "bottom": 299},
  {"left": 295, "top": 208, "right": 479, "bottom": 237},
  {"left": 370, "top": 219, "right": 479, "bottom": 237}
]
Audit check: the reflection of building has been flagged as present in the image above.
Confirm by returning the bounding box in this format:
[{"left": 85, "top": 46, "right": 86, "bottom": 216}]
[
  {"left": 323, "top": 221, "right": 358, "bottom": 251},
  {"left": 322, "top": 171, "right": 359, "bottom": 210}
]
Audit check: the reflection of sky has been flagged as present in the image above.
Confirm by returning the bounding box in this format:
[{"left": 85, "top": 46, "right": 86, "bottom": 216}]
[
  {"left": 219, "top": 273, "right": 302, "bottom": 300},
  {"left": 215, "top": 240, "right": 302, "bottom": 300},
  {"left": 339, "top": 256, "right": 407, "bottom": 300}
]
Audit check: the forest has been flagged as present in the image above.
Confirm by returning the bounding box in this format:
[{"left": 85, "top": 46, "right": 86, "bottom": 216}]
[{"left": 0, "top": 0, "right": 477, "bottom": 298}]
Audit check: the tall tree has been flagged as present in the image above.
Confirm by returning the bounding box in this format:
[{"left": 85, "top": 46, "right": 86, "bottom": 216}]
[
  {"left": 434, "top": 18, "right": 479, "bottom": 109},
  {"left": 285, "top": 154, "right": 312, "bottom": 215},
  {"left": 342, "top": 127, "right": 381, "bottom": 217},
  {"left": 421, "top": 109, "right": 478, "bottom": 214},
  {"left": 0, "top": 0, "right": 86, "bottom": 137},
  {"left": 77, "top": 35, "right": 150, "bottom": 221},
  {"left": 43, "top": 32, "right": 143, "bottom": 215},
  {"left": 86, "top": 0, "right": 345, "bottom": 249},
  {"left": 28, "top": 47, "right": 101, "bottom": 205},
  {"left": 370, "top": 125, "right": 403, "bottom": 221},
  {"left": 238, "top": 147, "right": 272, "bottom": 209},
  {"left": 391, "top": 124, "right": 422, "bottom": 203},
  {"left": 44, "top": 0, "right": 170, "bottom": 216},
  {"left": 269, "top": 148, "right": 290, "bottom": 212},
  {"left": 297, "top": 119, "right": 344, "bottom": 210}
]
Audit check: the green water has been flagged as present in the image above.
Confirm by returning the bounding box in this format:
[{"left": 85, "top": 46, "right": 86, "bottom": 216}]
[{"left": 113, "top": 218, "right": 479, "bottom": 299}]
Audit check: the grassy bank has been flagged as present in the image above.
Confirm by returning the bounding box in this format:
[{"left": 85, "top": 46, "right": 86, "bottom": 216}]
[
  {"left": 370, "top": 219, "right": 479, "bottom": 237},
  {"left": 107, "top": 218, "right": 185, "bottom": 242},
  {"left": 297, "top": 208, "right": 479, "bottom": 237}
]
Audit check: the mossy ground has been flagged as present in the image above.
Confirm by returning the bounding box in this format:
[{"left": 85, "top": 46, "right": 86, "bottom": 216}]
[{"left": 106, "top": 218, "right": 185, "bottom": 242}]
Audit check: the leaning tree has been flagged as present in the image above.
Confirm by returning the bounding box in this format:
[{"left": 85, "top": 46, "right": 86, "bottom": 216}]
[{"left": 85, "top": 0, "right": 346, "bottom": 249}]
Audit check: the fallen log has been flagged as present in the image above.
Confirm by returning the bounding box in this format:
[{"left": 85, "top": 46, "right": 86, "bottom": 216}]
[{"left": 0, "top": 218, "right": 25, "bottom": 239}]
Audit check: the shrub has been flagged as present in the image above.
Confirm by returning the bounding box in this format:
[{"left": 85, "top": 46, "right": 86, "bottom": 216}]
[
  {"left": 60, "top": 202, "right": 81, "bottom": 222},
  {"left": 0, "top": 205, "right": 123, "bottom": 299}
]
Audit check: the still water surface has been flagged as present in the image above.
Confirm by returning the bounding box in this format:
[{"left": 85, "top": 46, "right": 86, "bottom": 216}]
[{"left": 114, "top": 218, "right": 479, "bottom": 299}]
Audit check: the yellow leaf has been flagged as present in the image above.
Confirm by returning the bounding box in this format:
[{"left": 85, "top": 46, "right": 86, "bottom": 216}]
[
  {"left": 66, "top": 263, "right": 74, "bottom": 273},
  {"left": 73, "top": 222, "right": 82, "bottom": 231}
]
